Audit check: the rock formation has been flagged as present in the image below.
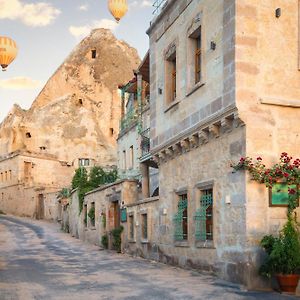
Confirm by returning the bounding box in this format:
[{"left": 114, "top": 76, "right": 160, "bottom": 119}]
[{"left": 0, "top": 28, "right": 140, "bottom": 166}]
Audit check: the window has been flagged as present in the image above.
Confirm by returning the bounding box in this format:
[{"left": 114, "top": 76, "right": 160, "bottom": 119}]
[
  {"left": 129, "top": 146, "right": 134, "bottom": 169},
  {"left": 195, "top": 31, "right": 202, "bottom": 83},
  {"left": 195, "top": 189, "right": 213, "bottom": 241},
  {"left": 5, "top": 171, "right": 7, "bottom": 181},
  {"left": 109, "top": 128, "right": 114, "bottom": 136},
  {"left": 26, "top": 132, "right": 31, "bottom": 138},
  {"left": 79, "top": 158, "right": 90, "bottom": 167},
  {"left": 91, "top": 49, "right": 96, "bottom": 59},
  {"left": 123, "top": 150, "right": 127, "bottom": 170},
  {"left": 24, "top": 162, "right": 31, "bottom": 180},
  {"left": 89, "top": 202, "right": 95, "bottom": 227},
  {"left": 165, "top": 46, "right": 177, "bottom": 105},
  {"left": 129, "top": 215, "right": 134, "bottom": 240},
  {"left": 141, "top": 214, "right": 148, "bottom": 240},
  {"left": 171, "top": 57, "right": 176, "bottom": 100},
  {"left": 83, "top": 204, "right": 87, "bottom": 227},
  {"left": 8, "top": 170, "right": 11, "bottom": 180},
  {"left": 173, "top": 193, "right": 188, "bottom": 241}
]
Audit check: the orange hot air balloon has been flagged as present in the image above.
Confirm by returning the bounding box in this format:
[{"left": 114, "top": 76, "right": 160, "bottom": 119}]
[
  {"left": 108, "top": 0, "right": 128, "bottom": 22},
  {"left": 0, "top": 36, "right": 18, "bottom": 71}
]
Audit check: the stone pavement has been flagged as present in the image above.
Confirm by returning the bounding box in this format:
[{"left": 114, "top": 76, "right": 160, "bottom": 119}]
[{"left": 0, "top": 215, "right": 298, "bottom": 300}]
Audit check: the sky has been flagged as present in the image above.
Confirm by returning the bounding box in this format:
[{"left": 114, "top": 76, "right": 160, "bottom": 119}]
[{"left": 0, "top": 0, "right": 154, "bottom": 122}]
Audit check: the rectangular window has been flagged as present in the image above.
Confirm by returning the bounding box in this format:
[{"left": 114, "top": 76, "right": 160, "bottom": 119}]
[
  {"left": 171, "top": 57, "right": 176, "bottom": 101},
  {"left": 91, "top": 49, "right": 96, "bottom": 59},
  {"left": 123, "top": 150, "right": 127, "bottom": 170},
  {"left": 165, "top": 49, "right": 177, "bottom": 105},
  {"left": 141, "top": 213, "right": 148, "bottom": 240},
  {"left": 89, "top": 202, "right": 95, "bottom": 227},
  {"left": 84, "top": 204, "right": 87, "bottom": 227},
  {"left": 129, "top": 146, "right": 134, "bottom": 169},
  {"left": 5, "top": 171, "right": 7, "bottom": 181},
  {"left": 195, "top": 189, "right": 213, "bottom": 241},
  {"left": 129, "top": 215, "right": 134, "bottom": 240},
  {"left": 195, "top": 31, "right": 202, "bottom": 83},
  {"left": 79, "top": 158, "right": 90, "bottom": 167},
  {"left": 174, "top": 193, "right": 188, "bottom": 241}
]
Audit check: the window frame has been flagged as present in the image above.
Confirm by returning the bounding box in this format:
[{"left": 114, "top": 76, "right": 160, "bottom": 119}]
[
  {"left": 186, "top": 12, "right": 206, "bottom": 97},
  {"left": 194, "top": 182, "right": 215, "bottom": 248},
  {"left": 173, "top": 191, "right": 189, "bottom": 243}
]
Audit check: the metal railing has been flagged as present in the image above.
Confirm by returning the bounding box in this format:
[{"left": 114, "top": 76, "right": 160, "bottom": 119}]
[
  {"left": 153, "top": 0, "right": 168, "bottom": 15},
  {"left": 140, "top": 128, "right": 150, "bottom": 158},
  {"left": 120, "top": 108, "right": 139, "bottom": 132}
]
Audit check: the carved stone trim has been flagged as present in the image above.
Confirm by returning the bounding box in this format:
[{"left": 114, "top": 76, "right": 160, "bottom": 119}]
[{"left": 153, "top": 109, "right": 244, "bottom": 164}]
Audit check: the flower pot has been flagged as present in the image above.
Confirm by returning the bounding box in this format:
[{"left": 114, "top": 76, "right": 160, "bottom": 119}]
[{"left": 276, "top": 274, "right": 300, "bottom": 294}]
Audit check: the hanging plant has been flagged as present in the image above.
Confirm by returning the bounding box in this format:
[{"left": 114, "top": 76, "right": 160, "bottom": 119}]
[{"left": 231, "top": 152, "right": 300, "bottom": 214}]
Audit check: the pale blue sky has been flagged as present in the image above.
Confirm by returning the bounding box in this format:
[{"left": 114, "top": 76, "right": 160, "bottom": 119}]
[{"left": 0, "top": 0, "right": 153, "bottom": 122}]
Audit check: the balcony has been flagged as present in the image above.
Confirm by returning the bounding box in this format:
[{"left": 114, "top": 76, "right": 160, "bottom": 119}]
[
  {"left": 120, "top": 108, "right": 139, "bottom": 132},
  {"left": 140, "top": 128, "right": 151, "bottom": 161}
]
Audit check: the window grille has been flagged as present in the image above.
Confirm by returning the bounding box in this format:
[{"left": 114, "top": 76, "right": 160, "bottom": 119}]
[
  {"left": 194, "top": 189, "right": 213, "bottom": 241},
  {"left": 173, "top": 194, "right": 188, "bottom": 241}
]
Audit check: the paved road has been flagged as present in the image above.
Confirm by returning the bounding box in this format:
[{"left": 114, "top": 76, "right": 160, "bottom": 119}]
[{"left": 0, "top": 215, "right": 298, "bottom": 300}]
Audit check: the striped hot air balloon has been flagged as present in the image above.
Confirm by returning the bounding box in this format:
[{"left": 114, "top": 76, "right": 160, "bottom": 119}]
[
  {"left": 108, "top": 0, "right": 128, "bottom": 22},
  {"left": 0, "top": 36, "right": 18, "bottom": 71}
]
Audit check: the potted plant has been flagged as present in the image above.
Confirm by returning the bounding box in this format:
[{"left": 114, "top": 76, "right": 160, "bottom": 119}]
[
  {"left": 259, "top": 216, "right": 300, "bottom": 293},
  {"left": 232, "top": 153, "right": 300, "bottom": 293}
]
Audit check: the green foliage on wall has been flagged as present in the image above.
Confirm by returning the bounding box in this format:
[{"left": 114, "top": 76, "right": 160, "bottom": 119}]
[{"left": 71, "top": 166, "right": 118, "bottom": 213}]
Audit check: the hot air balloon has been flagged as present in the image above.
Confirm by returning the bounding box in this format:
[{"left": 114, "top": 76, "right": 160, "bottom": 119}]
[
  {"left": 0, "top": 36, "right": 18, "bottom": 71},
  {"left": 108, "top": 0, "right": 128, "bottom": 23}
]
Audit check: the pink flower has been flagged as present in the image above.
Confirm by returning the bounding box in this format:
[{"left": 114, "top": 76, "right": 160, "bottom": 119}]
[{"left": 283, "top": 172, "right": 289, "bottom": 178}]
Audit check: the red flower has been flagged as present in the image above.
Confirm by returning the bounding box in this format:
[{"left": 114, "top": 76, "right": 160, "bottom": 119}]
[
  {"left": 283, "top": 172, "right": 289, "bottom": 178},
  {"left": 257, "top": 157, "right": 262, "bottom": 161},
  {"left": 288, "top": 188, "right": 296, "bottom": 195}
]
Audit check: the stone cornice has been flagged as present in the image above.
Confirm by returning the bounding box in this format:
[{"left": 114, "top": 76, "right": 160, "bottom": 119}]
[{"left": 151, "top": 107, "right": 245, "bottom": 165}]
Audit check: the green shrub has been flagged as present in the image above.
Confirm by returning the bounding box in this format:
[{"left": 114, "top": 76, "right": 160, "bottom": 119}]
[
  {"left": 111, "top": 226, "right": 124, "bottom": 253},
  {"left": 260, "top": 216, "right": 300, "bottom": 277},
  {"left": 101, "top": 234, "right": 108, "bottom": 249},
  {"left": 71, "top": 167, "right": 118, "bottom": 213}
]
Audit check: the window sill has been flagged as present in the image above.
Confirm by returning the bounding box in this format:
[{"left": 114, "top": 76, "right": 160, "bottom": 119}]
[
  {"left": 164, "top": 99, "right": 180, "bottom": 113},
  {"left": 174, "top": 240, "right": 189, "bottom": 247},
  {"left": 128, "top": 239, "right": 136, "bottom": 243},
  {"left": 141, "top": 239, "right": 149, "bottom": 244},
  {"left": 186, "top": 82, "right": 205, "bottom": 98},
  {"left": 195, "top": 240, "right": 215, "bottom": 249},
  {"left": 89, "top": 226, "right": 96, "bottom": 231}
]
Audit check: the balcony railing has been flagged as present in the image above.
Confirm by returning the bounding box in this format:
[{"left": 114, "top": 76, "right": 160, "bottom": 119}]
[
  {"left": 153, "top": 0, "right": 168, "bottom": 15},
  {"left": 140, "top": 128, "right": 150, "bottom": 158},
  {"left": 120, "top": 108, "right": 139, "bottom": 132}
]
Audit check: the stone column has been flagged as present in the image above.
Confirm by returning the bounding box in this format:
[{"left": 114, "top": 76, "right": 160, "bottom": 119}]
[{"left": 140, "top": 162, "right": 150, "bottom": 199}]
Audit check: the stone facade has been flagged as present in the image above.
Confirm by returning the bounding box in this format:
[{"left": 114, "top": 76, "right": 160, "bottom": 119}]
[
  {"left": 142, "top": 0, "right": 300, "bottom": 289},
  {"left": 57, "top": 0, "right": 300, "bottom": 290},
  {"left": 0, "top": 29, "right": 140, "bottom": 218}
]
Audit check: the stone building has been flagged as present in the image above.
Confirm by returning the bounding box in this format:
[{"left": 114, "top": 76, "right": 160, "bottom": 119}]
[
  {"left": 143, "top": 0, "right": 300, "bottom": 288},
  {"left": 0, "top": 29, "right": 140, "bottom": 218},
  {"left": 51, "top": 0, "right": 300, "bottom": 290}
]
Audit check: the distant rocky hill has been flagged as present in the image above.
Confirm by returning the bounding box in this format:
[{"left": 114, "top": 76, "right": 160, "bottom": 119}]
[{"left": 0, "top": 29, "right": 140, "bottom": 167}]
